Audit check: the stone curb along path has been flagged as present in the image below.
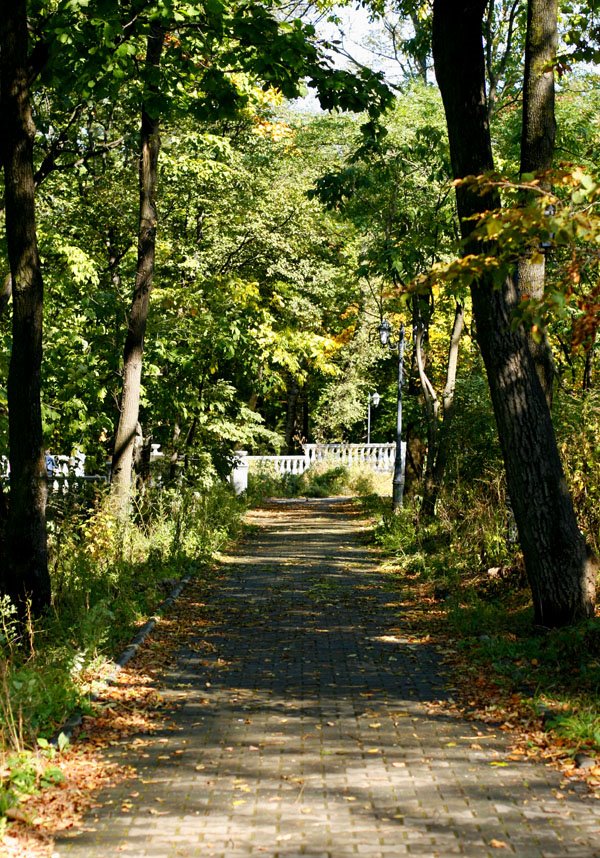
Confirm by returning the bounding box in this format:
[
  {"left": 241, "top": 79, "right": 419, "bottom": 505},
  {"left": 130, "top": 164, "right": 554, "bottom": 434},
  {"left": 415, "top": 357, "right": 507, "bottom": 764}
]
[
  {"left": 55, "top": 498, "right": 600, "bottom": 858},
  {"left": 50, "top": 575, "right": 194, "bottom": 747}
]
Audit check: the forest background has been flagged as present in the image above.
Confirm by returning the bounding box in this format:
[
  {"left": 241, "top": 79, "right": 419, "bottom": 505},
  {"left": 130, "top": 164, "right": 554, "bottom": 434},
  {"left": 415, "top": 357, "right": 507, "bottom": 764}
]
[{"left": 1, "top": 0, "right": 600, "bottom": 835}]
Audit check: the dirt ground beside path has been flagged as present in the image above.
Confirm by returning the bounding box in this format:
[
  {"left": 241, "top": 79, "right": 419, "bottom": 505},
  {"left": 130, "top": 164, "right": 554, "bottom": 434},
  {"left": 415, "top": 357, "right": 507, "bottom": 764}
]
[{"left": 7, "top": 498, "right": 600, "bottom": 857}]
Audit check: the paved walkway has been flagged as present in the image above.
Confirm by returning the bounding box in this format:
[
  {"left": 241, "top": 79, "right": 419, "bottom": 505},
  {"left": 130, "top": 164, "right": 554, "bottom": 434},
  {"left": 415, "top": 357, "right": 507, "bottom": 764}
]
[{"left": 56, "top": 499, "right": 600, "bottom": 857}]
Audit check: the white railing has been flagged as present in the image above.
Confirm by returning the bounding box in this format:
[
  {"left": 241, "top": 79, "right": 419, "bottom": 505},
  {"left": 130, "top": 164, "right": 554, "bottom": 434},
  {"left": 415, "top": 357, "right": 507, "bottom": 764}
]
[
  {"left": 303, "top": 443, "right": 396, "bottom": 472},
  {"left": 247, "top": 443, "right": 397, "bottom": 476},
  {"left": 2, "top": 441, "right": 404, "bottom": 499},
  {"left": 0, "top": 451, "right": 107, "bottom": 492},
  {"left": 246, "top": 454, "right": 309, "bottom": 475},
  {"left": 230, "top": 442, "right": 405, "bottom": 494}
]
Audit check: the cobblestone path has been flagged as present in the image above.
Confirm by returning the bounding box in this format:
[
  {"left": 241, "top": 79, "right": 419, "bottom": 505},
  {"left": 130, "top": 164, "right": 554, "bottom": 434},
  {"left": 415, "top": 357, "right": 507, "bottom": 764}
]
[{"left": 56, "top": 499, "right": 600, "bottom": 858}]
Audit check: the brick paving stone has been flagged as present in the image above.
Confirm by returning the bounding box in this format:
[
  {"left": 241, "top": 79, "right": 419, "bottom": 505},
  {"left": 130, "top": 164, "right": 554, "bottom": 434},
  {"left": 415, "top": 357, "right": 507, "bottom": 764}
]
[{"left": 55, "top": 499, "right": 600, "bottom": 858}]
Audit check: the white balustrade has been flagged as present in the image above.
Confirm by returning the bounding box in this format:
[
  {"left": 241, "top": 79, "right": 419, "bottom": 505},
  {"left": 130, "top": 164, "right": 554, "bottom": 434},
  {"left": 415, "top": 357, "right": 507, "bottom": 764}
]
[
  {"left": 1, "top": 442, "right": 404, "bottom": 498},
  {"left": 246, "top": 454, "right": 309, "bottom": 476},
  {"left": 303, "top": 443, "right": 397, "bottom": 472},
  {"left": 246, "top": 443, "right": 399, "bottom": 479}
]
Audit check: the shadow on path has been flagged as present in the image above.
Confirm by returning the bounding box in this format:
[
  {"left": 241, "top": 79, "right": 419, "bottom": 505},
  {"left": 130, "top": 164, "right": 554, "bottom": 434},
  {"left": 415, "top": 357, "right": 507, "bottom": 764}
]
[{"left": 56, "top": 499, "right": 600, "bottom": 858}]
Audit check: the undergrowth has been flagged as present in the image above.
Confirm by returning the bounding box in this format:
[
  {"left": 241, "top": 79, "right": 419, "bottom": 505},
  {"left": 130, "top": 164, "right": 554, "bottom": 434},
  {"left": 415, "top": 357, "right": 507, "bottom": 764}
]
[
  {"left": 0, "top": 478, "right": 245, "bottom": 823},
  {"left": 247, "top": 462, "right": 390, "bottom": 502},
  {"left": 367, "top": 481, "right": 600, "bottom": 759}
]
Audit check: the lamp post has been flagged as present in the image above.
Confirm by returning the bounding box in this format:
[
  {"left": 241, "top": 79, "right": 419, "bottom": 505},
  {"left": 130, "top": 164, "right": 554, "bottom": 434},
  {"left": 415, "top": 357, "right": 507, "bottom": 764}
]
[
  {"left": 378, "top": 318, "right": 406, "bottom": 511},
  {"left": 367, "top": 391, "right": 380, "bottom": 444}
]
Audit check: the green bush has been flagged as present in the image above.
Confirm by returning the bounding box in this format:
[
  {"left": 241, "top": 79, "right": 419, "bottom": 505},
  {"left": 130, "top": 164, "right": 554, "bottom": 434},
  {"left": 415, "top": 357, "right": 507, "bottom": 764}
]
[
  {"left": 247, "top": 461, "right": 391, "bottom": 502},
  {"left": 0, "top": 478, "right": 245, "bottom": 755}
]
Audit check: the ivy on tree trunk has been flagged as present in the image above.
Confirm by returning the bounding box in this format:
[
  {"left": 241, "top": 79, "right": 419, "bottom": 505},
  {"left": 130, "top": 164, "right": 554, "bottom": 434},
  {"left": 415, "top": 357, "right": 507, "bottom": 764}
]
[{"left": 431, "top": 0, "right": 596, "bottom": 627}]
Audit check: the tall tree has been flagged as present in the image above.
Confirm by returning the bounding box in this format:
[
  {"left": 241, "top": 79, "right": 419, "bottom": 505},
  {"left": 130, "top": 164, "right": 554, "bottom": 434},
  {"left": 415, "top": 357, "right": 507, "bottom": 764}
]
[
  {"left": 111, "top": 21, "right": 164, "bottom": 505},
  {"left": 431, "top": 0, "right": 596, "bottom": 626},
  {"left": 517, "top": 0, "right": 557, "bottom": 404},
  {"left": 0, "top": 0, "right": 51, "bottom": 614},
  {"left": 415, "top": 300, "right": 464, "bottom": 518},
  {"left": 101, "top": 0, "right": 393, "bottom": 503}
]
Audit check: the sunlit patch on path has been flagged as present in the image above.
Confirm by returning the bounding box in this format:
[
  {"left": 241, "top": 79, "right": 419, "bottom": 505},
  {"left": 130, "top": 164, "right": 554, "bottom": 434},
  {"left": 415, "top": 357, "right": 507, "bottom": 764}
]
[{"left": 55, "top": 499, "right": 600, "bottom": 857}]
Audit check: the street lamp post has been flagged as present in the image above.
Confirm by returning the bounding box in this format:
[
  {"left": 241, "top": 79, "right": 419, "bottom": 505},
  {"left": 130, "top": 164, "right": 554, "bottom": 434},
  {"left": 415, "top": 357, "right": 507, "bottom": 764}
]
[
  {"left": 367, "top": 391, "right": 380, "bottom": 444},
  {"left": 378, "top": 319, "right": 406, "bottom": 511}
]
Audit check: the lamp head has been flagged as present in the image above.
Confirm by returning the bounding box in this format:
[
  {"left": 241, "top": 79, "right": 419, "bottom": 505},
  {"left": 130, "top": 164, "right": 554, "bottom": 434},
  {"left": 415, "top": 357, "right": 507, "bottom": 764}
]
[
  {"left": 378, "top": 318, "right": 391, "bottom": 346},
  {"left": 372, "top": 392, "right": 380, "bottom": 407}
]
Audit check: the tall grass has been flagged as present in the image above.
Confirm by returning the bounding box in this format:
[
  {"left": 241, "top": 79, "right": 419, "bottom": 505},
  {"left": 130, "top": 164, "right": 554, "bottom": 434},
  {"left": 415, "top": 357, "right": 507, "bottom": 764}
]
[{"left": 1, "top": 480, "right": 245, "bottom": 752}]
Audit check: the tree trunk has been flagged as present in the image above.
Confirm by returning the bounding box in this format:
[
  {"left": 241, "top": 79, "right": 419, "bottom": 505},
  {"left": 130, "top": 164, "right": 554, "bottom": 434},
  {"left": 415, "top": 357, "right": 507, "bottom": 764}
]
[
  {"left": 415, "top": 320, "right": 439, "bottom": 514},
  {"left": 583, "top": 333, "right": 595, "bottom": 391},
  {"left": 0, "top": 1, "right": 51, "bottom": 615},
  {"left": 420, "top": 303, "right": 464, "bottom": 519},
  {"left": 432, "top": 0, "right": 595, "bottom": 626},
  {"left": 301, "top": 385, "right": 310, "bottom": 443},
  {"left": 518, "top": 0, "right": 558, "bottom": 405},
  {"left": 111, "top": 23, "right": 164, "bottom": 507},
  {"left": 285, "top": 376, "right": 300, "bottom": 454}
]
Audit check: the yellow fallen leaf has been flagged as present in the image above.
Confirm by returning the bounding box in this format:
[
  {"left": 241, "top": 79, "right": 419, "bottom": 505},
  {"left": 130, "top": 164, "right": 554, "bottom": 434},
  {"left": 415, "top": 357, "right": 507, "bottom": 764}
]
[{"left": 490, "top": 839, "right": 508, "bottom": 849}]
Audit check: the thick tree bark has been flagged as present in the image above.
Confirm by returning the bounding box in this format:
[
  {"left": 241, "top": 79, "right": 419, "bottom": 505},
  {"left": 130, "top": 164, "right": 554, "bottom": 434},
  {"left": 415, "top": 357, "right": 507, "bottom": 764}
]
[
  {"left": 0, "top": 1, "right": 51, "bottom": 614},
  {"left": 520, "top": 0, "right": 557, "bottom": 178},
  {"left": 111, "top": 23, "right": 164, "bottom": 506},
  {"left": 518, "top": 0, "right": 558, "bottom": 405},
  {"left": 432, "top": 0, "right": 595, "bottom": 626}
]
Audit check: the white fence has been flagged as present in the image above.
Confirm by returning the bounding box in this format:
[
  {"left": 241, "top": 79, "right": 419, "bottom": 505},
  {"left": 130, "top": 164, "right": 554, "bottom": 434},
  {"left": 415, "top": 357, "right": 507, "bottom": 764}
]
[
  {"left": 246, "top": 443, "right": 397, "bottom": 475},
  {"left": 230, "top": 442, "right": 404, "bottom": 494},
  {"left": 303, "top": 443, "right": 397, "bottom": 472},
  {"left": 0, "top": 451, "right": 107, "bottom": 492},
  {"left": 2, "top": 442, "right": 404, "bottom": 498}
]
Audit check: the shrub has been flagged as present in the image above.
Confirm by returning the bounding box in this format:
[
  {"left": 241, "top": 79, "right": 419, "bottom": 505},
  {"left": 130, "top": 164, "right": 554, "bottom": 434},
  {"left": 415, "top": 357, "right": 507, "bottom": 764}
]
[{"left": 0, "top": 478, "right": 245, "bottom": 755}]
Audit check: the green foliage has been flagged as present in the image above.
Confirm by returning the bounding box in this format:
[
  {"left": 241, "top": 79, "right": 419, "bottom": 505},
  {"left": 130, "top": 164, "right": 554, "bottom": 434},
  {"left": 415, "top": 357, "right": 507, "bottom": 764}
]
[
  {"left": 0, "top": 746, "right": 65, "bottom": 824},
  {"left": 371, "top": 430, "right": 600, "bottom": 751},
  {"left": 0, "top": 479, "right": 245, "bottom": 757},
  {"left": 0, "top": 474, "right": 245, "bottom": 826},
  {"left": 556, "top": 390, "right": 600, "bottom": 554},
  {"left": 247, "top": 462, "right": 389, "bottom": 504},
  {"left": 312, "top": 82, "right": 456, "bottom": 287}
]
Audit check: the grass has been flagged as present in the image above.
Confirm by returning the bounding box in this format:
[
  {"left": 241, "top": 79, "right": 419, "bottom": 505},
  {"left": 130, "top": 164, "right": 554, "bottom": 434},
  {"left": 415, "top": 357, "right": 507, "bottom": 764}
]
[
  {"left": 247, "top": 461, "right": 392, "bottom": 503},
  {"left": 0, "top": 478, "right": 246, "bottom": 826},
  {"left": 367, "top": 490, "right": 600, "bottom": 761}
]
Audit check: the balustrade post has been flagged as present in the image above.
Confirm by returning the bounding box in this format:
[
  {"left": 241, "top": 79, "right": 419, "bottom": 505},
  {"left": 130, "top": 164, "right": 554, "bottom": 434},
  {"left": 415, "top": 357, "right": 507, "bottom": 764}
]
[{"left": 230, "top": 450, "right": 249, "bottom": 495}]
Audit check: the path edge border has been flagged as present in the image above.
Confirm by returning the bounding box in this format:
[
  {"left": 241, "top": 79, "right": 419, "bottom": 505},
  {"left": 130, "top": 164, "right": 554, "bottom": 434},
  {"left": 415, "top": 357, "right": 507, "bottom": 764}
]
[{"left": 50, "top": 573, "right": 193, "bottom": 747}]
